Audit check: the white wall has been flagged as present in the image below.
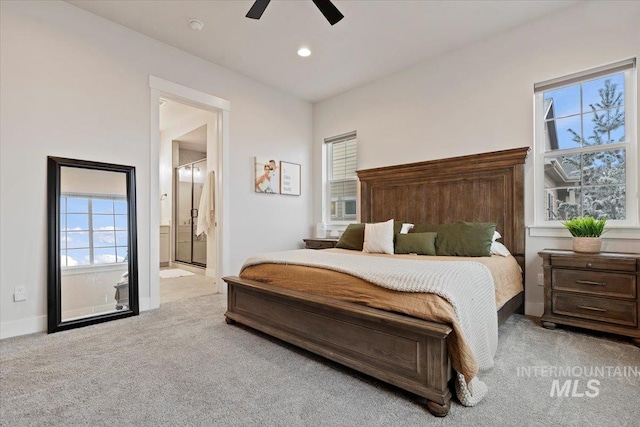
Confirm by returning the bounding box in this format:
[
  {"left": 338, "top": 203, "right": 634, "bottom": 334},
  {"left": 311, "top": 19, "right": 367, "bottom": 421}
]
[
  {"left": 61, "top": 266, "right": 128, "bottom": 319},
  {"left": 61, "top": 167, "right": 127, "bottom": 196},
  {"left": 0, "top": 1, "right": 313, "bottom": 338},
  {"left": 313, "top": 1, "right": 640, "bottom": 316}
]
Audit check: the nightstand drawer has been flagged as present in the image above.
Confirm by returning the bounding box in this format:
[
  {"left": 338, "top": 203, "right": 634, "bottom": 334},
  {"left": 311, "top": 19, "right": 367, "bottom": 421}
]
[
  {"left": 552, "top": 269, "right": 636, "bottom": 299},
  {"left": 550, "top": 256, "right": 636, "bottom": 272},
  {"left": 552, "top": 293, "right": 637, "bottom": 327},
  {"left": 303, "top": 238, "right": 338, "bottom": 250}
]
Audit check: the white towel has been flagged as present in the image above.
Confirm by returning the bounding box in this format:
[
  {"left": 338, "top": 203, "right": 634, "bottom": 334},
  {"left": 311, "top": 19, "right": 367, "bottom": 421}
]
[{"left": 196, "top": 171, "right": 215, "bottom": 236}]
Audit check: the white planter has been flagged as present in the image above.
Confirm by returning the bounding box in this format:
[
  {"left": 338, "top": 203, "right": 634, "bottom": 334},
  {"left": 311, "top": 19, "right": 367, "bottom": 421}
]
[{"left": 573, "top": 237, "right": 601, "bottom": 253}]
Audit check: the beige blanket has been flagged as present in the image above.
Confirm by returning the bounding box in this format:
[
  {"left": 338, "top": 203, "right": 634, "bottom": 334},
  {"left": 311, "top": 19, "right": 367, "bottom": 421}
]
[{"left": 240, "top": 249, "right": 523, "bottom": 391}]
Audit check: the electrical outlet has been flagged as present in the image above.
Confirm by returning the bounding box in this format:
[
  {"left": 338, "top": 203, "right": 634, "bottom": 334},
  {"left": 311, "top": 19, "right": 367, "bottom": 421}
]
[
  {"left": 14, "top": 286, "right": 26, "bottom": 302},
  {"left": 537, "top": 273, "right": 544, "bottom": 286}
]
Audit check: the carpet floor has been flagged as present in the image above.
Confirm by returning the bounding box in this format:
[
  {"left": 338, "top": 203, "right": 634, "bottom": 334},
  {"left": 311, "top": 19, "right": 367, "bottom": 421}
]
[
  {"left": 1, "top": 294, "right": 638, "bottom": 426},
  {"left": 159, "top": 272, "right": 216, "bottom": 305}
]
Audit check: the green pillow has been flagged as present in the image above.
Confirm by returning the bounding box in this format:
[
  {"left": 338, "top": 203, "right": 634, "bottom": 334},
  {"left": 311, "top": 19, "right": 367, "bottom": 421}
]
[
  {"left": 336, "top": 221, "right": 405, "bottom": 251},
  {"left": 394, "top": 232, "right": 437, "bottom": 255},
  {"left": 336, "top": 223, "right": 365, "bottom": 250},
  {"left": 412, "top": 222, "right": 496, "bottom": 257}
]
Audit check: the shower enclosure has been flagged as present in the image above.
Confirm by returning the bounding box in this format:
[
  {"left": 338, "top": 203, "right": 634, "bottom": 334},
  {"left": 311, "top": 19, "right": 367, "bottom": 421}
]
[{"left": 175, "top": 159, "right": 207, "bottom": 267}]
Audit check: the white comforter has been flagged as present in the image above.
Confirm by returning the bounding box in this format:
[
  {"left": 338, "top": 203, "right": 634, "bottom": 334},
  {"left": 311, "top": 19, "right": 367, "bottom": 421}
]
[{"left": 242, "top": 249, "right": 498, "bottom": 406}]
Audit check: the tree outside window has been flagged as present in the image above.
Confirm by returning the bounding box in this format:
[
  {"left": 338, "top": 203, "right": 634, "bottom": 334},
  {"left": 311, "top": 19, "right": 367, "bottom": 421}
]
[{"left": 541, "top": 71, "right": 630, "bottom": 221}]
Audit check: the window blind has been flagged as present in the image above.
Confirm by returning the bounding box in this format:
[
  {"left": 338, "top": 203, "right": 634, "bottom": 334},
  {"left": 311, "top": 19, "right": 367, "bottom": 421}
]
[
  {"left": 325, "top": 131, "right": 357, "bottom": 221},
  {"left": 534, "top": 58, "right": 635, "bottom": 93}
]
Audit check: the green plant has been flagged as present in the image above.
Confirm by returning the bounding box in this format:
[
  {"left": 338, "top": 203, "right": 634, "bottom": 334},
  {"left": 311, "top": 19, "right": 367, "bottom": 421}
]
[{"left": 562, "top": 217, "right": 607, "bottom": 237}]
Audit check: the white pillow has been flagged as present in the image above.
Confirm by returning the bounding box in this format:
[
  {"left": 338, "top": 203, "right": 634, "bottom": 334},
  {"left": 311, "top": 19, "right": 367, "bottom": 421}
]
[
  {"left": 490, "top": 241, "right": 511, "bottom": 257},
  {"left": 363, "top": 219, "right": 395, "bottom": 254},
  {"left": 400, "top": 223, "right": 414, "bottom": 234},
  {"left": 493, "top": 231, "right": 502, "bottom": 242}
]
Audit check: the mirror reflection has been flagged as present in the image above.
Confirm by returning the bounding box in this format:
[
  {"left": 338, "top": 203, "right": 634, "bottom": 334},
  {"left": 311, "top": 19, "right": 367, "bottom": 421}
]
[{"left": 59, "top": 166, "right": 130, "bottom": 321}]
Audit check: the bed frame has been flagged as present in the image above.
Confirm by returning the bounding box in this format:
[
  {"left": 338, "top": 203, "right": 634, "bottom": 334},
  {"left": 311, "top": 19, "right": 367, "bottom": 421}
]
[{"left": 224, "top": 147, "right": 529, "bottom": 416}]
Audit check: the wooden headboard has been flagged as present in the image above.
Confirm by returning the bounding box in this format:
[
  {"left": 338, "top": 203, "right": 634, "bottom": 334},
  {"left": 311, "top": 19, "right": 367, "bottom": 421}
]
[{"left": 357, "top": 147, "right": 529, "bottom": 266}]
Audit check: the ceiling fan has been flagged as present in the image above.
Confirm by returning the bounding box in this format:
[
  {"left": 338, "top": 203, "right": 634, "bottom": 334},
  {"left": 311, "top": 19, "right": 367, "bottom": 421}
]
[{"left": 246, "top": 0, "right": 344, "bottom": 25}]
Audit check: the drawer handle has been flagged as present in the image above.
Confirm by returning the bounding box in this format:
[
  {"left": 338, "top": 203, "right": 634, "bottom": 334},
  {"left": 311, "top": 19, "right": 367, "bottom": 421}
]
[
  {"left": 577, "top": 305, "right": 607, "bottom": 313},
  {"left": 586, "top": 262, "right": 593, "bottom": 268},
  {"left": 575, "top": 280, "right": 606, "bottom": 287}
]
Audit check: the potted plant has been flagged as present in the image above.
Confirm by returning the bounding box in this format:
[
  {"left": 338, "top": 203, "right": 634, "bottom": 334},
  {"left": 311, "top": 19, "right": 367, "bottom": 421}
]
[{"left": 562, "top": 217, "right": 607, "bottom": 253}]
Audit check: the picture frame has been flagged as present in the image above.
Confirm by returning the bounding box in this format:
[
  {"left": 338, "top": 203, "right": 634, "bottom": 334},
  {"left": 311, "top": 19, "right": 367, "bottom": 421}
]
[
  {"left": 254, "top": 157, "right": 279, "bottom": 194},
  {"left": 280, "top": 161, "right": 301, "bottom": 196}
]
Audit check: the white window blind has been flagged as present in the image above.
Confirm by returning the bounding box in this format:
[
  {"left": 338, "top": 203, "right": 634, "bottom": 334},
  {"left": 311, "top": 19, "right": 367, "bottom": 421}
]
[{"left": 325, "top": 131, "right": 357, "bottom": 222}]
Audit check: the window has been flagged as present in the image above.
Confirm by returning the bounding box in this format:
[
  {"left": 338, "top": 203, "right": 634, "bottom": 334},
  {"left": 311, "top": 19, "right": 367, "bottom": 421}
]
[
  {"left": 60, "top": 194, "right": 128, "bottom": 267},
  {"left": 534, "top": 59, "right": 637, "bottom": 225},
  {"left": 324, "top": 131, "right": 357, "bottom": 222}
]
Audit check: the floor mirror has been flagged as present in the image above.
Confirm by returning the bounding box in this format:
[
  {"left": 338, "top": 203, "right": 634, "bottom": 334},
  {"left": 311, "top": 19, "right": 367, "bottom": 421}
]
[{"left": 47, "top": 157, "right": 139, "bottom": 333}]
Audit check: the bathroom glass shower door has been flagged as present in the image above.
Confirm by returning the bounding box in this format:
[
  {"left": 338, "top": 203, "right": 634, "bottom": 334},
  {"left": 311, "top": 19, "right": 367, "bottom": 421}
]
[{"left": 175, "top": 159, "right": 207, "bottom": 267}]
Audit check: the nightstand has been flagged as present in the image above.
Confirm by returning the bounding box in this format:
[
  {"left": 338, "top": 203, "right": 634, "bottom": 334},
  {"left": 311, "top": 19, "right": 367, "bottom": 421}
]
[
  {"left": 303, "top": 238, "right": 339, "bottom": 250},
  {"left": 539, "top": 249, "right": 640, "bottom": 347}
]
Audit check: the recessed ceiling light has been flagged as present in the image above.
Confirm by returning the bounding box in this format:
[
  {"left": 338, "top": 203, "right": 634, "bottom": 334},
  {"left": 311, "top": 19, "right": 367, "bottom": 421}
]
[
  {"left": 189, "top": 19, "right": 204, "bottom": 31},
  {"left": 297, "top": 48, "right": 311, "bottom": 57}
]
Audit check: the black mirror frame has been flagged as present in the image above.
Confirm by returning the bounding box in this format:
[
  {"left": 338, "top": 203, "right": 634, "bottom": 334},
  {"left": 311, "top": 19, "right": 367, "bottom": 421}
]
[{"left": 47, "top": 156, "right": 139, "bottom": 333}]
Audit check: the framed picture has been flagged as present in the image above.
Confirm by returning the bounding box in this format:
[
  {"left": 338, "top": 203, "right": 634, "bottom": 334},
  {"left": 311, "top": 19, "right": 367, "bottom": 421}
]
[
  {"left": 280, "top": 161, "right": 301, "bottom": 196},
  {"left": 254, "top": 157, "right": 279, "bottom": 194}
]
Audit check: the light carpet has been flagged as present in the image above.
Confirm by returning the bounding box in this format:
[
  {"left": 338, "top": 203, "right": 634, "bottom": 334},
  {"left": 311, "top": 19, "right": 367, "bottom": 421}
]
[
  {"left": 1, "top": 294, "right": 638, "bottom": 426},
  {"left": 159, "top": 268, "right": 195, "bottom": 279},
  {"left": 160, "top": 273, "right": 215, "bottom": 305}
]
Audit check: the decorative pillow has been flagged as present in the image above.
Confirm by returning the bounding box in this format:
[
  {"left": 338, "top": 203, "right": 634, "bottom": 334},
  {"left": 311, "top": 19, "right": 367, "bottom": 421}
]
[
  {"left": 336, "top": 220, "right": 404, "bottom": 251},
  {"left": 400, "top": 223, "right": 414, "bottom": 234},
  {"left": 363, "top": 219, "right": 395, "bottom": 254},
  {"left": 490, "top": 241, "right": 511, "bottom": 257},
  {"left": 336, "top": 223, "right": 365, "bottom": 251},
  {"left": 493, "top": 230, "right": 502, "bottom": 242},
  {"left": 394, "top": 232, "right": 437, "bottom": 255},
  {"left": 412, "top": 222, "right": 496, "bottom": 257}
]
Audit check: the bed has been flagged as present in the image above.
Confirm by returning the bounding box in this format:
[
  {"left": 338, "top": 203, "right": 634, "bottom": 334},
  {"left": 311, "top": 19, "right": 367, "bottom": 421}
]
[{"left": 223, "top": 147, "right": 529, "bottom": 416}]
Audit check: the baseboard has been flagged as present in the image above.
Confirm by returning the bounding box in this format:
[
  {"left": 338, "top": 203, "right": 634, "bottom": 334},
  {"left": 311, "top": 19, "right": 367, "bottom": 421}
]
[
  {"left": 1, "top": 297, "right": 153, "bottom": 340},
  {"left": 0, "top": 315, "right": 47, "bottom": 339},
  {"left": 525, "top": 302, "right": 544, "bottom": 317}
]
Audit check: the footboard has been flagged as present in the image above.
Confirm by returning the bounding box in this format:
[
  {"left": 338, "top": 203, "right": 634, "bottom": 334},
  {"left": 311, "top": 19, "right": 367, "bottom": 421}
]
[{"left": 223, "top": 276, "right": 453, "bottom": 416}]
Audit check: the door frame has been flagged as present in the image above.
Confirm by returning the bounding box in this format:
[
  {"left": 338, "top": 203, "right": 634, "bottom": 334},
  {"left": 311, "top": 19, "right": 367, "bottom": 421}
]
[{"left": 149, "top": 76, "right": 230, "bottom": 309}]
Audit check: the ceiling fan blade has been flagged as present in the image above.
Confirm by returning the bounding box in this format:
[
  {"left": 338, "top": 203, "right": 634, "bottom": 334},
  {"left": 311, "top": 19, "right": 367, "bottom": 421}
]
[
  {"left": 312, "top": 0, "right": 344, "bottom": 25},
  {"left": 246, "top": 0, "right": 271, "bottom": 19}
]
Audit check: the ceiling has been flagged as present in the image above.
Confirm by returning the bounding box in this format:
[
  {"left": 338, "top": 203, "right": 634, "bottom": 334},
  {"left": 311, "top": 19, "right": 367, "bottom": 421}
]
[
  {"left": 160, "top": 99, "right": 207, "bottom": 152},
  {"left": 175, "top": 125, "right": 207, "bottom": 152},
  {"left": 159, "top": 99, "right": 200, "bottom": 132},
  {"left": 67, "top": 0, "right": 576, "bottom": 103}
]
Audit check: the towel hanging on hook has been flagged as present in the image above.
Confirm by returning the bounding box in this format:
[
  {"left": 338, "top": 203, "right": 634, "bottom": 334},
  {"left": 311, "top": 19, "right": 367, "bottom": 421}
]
[{"left": 196, "top": 171, "right": 215, "bottom": 237}]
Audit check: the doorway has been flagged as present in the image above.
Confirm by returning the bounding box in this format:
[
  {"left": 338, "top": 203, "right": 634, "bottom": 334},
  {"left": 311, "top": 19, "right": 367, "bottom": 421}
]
[
  {"left": 150, "top": 75, "right": 231, "bottom": 310},
  {"left": 175, "top": 158, "right": 207, "bottom": 267},
  {"left": 158, "top": 100, "right": 214, "bottom": 304}
]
